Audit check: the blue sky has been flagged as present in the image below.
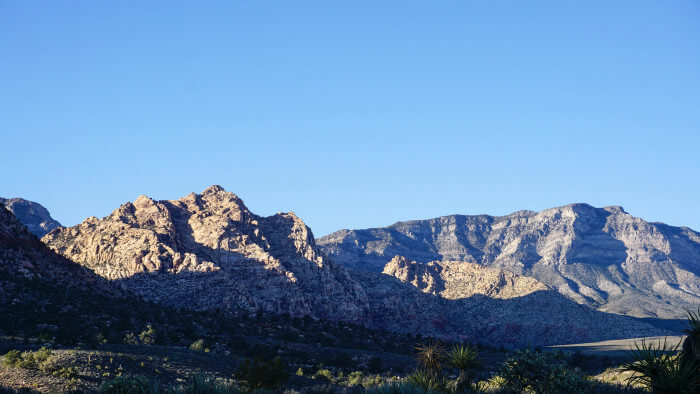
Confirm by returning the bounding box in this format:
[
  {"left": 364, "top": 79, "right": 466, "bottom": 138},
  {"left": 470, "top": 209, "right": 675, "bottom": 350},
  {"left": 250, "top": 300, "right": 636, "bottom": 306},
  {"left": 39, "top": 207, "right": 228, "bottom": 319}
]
[{"left": 1, "top": 1, "right": 699, "bottom": 236}]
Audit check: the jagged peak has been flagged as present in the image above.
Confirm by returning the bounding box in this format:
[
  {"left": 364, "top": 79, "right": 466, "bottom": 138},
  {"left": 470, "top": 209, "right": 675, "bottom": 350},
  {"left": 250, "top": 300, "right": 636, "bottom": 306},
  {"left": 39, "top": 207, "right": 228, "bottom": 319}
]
[
  {"left": 134, "top": 195, "right": 156, "bottom": 206},
  {"left": 202, "top": 185, "right": 226, "bottom": 194}
]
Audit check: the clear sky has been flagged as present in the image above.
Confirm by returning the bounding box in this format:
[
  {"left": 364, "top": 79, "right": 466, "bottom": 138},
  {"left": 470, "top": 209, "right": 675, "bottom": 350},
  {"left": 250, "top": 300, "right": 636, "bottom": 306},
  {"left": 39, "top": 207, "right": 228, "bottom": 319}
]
[{"left": 1, "top": 1, "right": 699, "bottom": 237}]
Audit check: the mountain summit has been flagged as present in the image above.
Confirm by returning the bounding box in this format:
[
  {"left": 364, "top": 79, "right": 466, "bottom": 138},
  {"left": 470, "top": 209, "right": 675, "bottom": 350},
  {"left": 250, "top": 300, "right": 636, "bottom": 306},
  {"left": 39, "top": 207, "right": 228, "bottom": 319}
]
[
  {"left": 318, "top": 203, "right": 700, "bottom": 319},
  {"left": 43, "top": 185, "right": 369, "bottom": 321}
]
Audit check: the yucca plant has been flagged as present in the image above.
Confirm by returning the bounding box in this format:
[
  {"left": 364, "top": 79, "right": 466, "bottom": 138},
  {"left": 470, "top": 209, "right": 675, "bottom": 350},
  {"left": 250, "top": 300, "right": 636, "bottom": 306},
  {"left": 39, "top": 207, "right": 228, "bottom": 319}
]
[
  {"left": 407, "top": 369, "right": 449, "bottom": 392},
  {"left": 681, "top": 307, "right": 700, "bottom": 369},
  {"left": 414, "top": 341, "right": 447, "bottom": 379},
  {"left": 621, "top": 338, "right": 700, "bottom": 394},
  {"left": 446, "top": 344, "right": 481, "bottom": 391}
]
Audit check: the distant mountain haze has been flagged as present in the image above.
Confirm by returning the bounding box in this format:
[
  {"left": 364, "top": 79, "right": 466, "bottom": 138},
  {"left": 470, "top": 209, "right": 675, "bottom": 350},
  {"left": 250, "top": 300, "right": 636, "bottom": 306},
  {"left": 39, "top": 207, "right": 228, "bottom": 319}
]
[
  {"left": 0, "top": 197, "right": 62, "bottom": 237},
  {"left": 318, "top": 203, "right": 700, "bottom": 319}
]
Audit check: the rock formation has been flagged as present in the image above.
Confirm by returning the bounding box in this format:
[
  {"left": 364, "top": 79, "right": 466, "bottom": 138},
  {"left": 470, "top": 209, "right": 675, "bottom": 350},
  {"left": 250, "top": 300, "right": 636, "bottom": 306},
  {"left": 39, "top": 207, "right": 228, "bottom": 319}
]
[
  {"left": 318, "top": 204, "right": 700, "bottom": 319},
  {"left": 383, "top": 255, "right": 548, "bottom": 300},
  {"left": 0, "top": 197, "right": 62, "bottom": 237},
  {"left": 41, "top": 188, "right": 668, "bottom": 346},
  {"left": 43, "top": 185, "right": 369, "bottom": 321}
]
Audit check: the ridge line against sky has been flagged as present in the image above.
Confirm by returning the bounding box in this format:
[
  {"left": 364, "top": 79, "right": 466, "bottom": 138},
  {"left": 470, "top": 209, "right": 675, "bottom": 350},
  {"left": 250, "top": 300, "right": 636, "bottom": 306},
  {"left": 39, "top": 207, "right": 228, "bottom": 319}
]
[{"left": 1, "top": 1, "right": 699, "bottom": 236}]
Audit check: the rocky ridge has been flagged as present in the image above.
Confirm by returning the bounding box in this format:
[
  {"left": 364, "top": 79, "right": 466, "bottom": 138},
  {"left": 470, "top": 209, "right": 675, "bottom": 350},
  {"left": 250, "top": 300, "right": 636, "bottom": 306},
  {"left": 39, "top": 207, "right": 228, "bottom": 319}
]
[
  {"left": 382, "top": 255, "right": 548, "bottom": 300},
  {"left": 0, "top": 197, "right": 62, "bottom": 237},
  {"left": 318, "top": 204, "right": 700, "bottom": 319},
  {"left": 41, "top": 187, "right": 667, "bottom": 346},
  {"left": 0, "top": 205, "right": 115, "bottom": 310},
  {"left": 43, "top": 185, "right": 369, "bottom": 321}
]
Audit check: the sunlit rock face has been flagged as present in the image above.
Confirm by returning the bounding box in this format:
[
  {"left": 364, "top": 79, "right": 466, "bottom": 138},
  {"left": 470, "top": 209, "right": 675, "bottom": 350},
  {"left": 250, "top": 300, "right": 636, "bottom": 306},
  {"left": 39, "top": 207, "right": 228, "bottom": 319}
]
[
  {"left": 43, "top": 185, "right": 369, "bottom": 321},
  {"left": 41, "top": 190, "right": 669, "bottom": 346},
  {"left": 319, "top": 204, "right": 700, "bottom": 319}
]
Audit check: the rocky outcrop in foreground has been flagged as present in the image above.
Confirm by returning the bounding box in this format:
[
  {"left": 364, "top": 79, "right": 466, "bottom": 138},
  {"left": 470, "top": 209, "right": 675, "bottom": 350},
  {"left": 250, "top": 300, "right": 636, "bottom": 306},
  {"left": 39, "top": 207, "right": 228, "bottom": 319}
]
[
  {"left": 41, "top": 187, "right": 668, "bottom": 346},
  {"left": 0, "top": 197, "right": 61, "bottom": 237},
  {"left": 318, "top": 204, "right": 700, "bottom": 319}
]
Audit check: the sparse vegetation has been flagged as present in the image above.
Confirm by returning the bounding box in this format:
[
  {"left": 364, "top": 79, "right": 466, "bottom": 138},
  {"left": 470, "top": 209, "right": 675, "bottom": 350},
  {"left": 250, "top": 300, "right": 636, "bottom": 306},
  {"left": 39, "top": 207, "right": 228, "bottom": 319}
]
[
  {"left": 188, "top": 339, "right": 206, "bottom": 353},
  {"left": 234, "top": 356, "right": 288, "bottom": 390},
  {"left": 496, "top": 348, "right": 589, "bottom": 393}
]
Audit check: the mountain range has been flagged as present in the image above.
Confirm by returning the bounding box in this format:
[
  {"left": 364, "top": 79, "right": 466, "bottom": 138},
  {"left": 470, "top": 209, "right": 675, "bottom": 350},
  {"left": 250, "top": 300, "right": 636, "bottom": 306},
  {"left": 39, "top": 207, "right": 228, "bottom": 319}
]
[
  {"left": 3, "top": 187, "right": 695, "bottom": 346},
  {"left": 318, "top": 203, "right": 700, "bottom": 319}
]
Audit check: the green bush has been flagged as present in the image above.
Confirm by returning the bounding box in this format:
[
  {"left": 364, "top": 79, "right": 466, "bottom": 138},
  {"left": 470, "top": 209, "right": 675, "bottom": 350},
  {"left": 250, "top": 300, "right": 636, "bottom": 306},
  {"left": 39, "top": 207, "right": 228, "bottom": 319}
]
[
  {"left": 346, "top": 371, "right": 364, "bottom": 386},
  {"left": 189, "top": 339, "right": 206, "bottom": 352},
  {"left": 407, "top": 369, "right": 449, "bottom": 392},
  {"left": 621, "top": 339, "right": 700, "bottom": 394},
  {"left": 497, "top": 348, "right": 589, "bottom": 393},
  {"left": 234, "top": 356, "right": 288, "bottom": 390},
  {"left": 2, "top": 350, "right": 22, "bottom": 367},
  {"left": 98, "top": 374, "right": 163, "bottom": 394},
  {"left": 2, "top": 347, "right": 53, "bottom": 370},
  {"left": 138, "top": 325, "right": 157, "bottom": 345},
  {"left": 312, "top": 368, "right": 334, "bottom": 383}
]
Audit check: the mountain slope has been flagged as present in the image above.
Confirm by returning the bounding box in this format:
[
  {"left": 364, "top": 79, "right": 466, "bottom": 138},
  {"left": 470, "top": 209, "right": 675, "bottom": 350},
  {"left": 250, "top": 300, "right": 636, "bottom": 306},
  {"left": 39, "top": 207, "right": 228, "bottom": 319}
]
[
  {"left": 318, "top": 204, "right": 700, "bottom": 319},
  {"left": 43, "top": 185, "right": 369, "bottom": 321},
  {"left": 42, "top": 189, "right": 667, "bottom": 345},
  {"left": 0, "top": 197, "right": 61, "bottom": 237}
]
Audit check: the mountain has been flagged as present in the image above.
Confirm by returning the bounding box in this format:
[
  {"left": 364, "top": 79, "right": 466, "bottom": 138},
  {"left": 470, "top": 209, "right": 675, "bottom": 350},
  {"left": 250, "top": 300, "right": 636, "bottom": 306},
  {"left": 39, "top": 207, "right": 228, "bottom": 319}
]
[
  {"left": 43, "top": 185, "right": 369, "bottom": 321},
  {"left": 0, "top": 197, "right": 62, "bottom": 237},
  {"left": 364, "top": 255, "right": 663, "bottom": 345},
  {"left": 0, "top": 204, "right": 105, "bottom": 293},
  {"left": 42, "top": 188, "right": 666, "bottom": 346},
  {"left": 318, "top": 203, "right": 700, "bottom": 319},
  {"left": 382, "top": 255, "right": 549, "bottom": 300},
  {"left": 0, "top": 204, "right": 127, "bottom": 342}
]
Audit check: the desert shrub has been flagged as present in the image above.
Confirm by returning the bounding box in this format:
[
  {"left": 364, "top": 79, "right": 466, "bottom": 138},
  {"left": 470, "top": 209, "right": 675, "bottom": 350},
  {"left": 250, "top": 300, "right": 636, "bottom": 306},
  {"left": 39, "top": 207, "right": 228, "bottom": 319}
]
[
  {"left": 3, "top": 347, "right": 53, "bottom": 370},
  {"left": 2, "top": 350, "right": 22, "bottom": 367},
  {"left": 50, "top": 366, "right": 78, "bottom": 379},
  {"left": 346, "top": 371, "right": 364, "bottom": 386},
  {"left": 98, "top": 374, "right": 164, "bottom": 394},
  {"left": 497, "top": 348, "right": 589, "bottom": 393},
  {"left": 138, "top": 325, "right": 157, "bottom": 345},
  {"left": 312, "top": 368, "right": 334, "bottom": 383},
  {"left": 407, "top": 369, "right": 449, "bottom": 392},
  {"left": 621, "top": 339, "right": 700, "bottom": 394},
  {"left": 124, "top": 332, "right": 138, "bottom": 345},
  {"left": 189, "top": 339, "right": 206, "bottom": 352},
  {"left": 234, "top": 356, "right": 288, "bottom": 390},
  {"left": 176, "top": 375, "right": 239, "bottom": 394},
  {"left": 365, "top": 381, "right": 428, "bottom": 394}
]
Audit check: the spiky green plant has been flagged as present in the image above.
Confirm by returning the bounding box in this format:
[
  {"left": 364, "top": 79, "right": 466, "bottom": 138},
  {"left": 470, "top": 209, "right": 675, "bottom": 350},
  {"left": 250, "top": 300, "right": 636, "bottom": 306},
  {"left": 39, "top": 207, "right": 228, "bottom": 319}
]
[
  {"left": 414, "top": 341, "right": 446, "bottom": 379},
  {"left": 446, "top": 344, "right": 481, "bottom": 391},
  {"left": 621, "top": 338, "right": 700, "bottom": 394},
  {"left": 681, "top": 307, "right": 700, "bottom": 369},
  {"left": 407, "top": 369, "right": 449, "bottom": 392}
]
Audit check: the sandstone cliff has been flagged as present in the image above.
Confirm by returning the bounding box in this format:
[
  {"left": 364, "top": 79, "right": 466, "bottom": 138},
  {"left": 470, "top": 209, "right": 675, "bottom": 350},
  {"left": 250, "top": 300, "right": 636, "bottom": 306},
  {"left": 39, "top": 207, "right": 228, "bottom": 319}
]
[
  {"left": 318, "top": 204, "right": 700, "bottom": 319},
  {"left": 43, "top": 186, "right": 369, "bottom": 321}
]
